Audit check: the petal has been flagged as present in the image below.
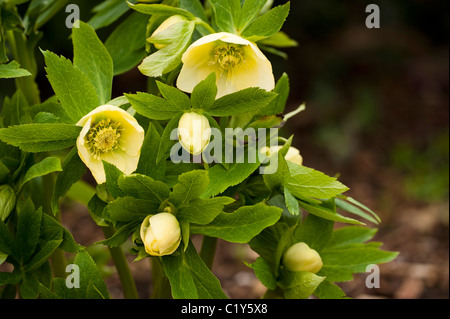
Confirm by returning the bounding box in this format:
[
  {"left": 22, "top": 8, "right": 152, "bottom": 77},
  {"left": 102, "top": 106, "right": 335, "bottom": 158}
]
[{"left": 101, "top": 149, "right": 140, "bottom": 176}]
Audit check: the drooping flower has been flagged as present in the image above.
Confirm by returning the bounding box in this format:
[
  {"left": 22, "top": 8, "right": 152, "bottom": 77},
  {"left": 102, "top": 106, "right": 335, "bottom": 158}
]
[
  {"left": 282, "top": 242, "right": 323, "bottom": 273},
  {"left": 140, "top": 213, "right": 181, "bottom": 256},
  {"left": 177, "top": 32, "right": 275, "bottom": 98},
  {"left": 178, "top": 111, "right": 211, "bottom": 155},
  {"left": 76, "top": 104, "right": 145, "bottom": 184}
]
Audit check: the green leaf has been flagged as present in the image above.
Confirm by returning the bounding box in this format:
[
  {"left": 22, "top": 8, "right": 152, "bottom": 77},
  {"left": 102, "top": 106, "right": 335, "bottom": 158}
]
[
  {"left": 336, "top": 196, "right": 381, "bottom": 224},
  {"left": 73, "top": 21, "right": 113, "bottom": 104},
  {"left": 24, "top": 239, "right": 63, "bottom": 272},
  {"left": 238, "top": 0, "right": 268, "bottom": 31},
  {"left": 246, "top": 257, "right": 277, "bottom": 290},
  {"left": 41, "top": 50, "right": 99, "bottom": 122},
  {"left": 162, "top": 242, "right": 227, "bottom": 299},
  {"left": 259, "top": 73, "right": 289, "bottom": 115},
  {"left": 263, "top": 152, "right": 290, "bottom": 192},
  {"left": 99, "top": 220, "right": 141, "bottom": 247},
  {"left": 20, "top": 273, "right": 40, "bottom": 299},
  {"left": 241, "top": 2, "right": 290, "bottom": 42},
  {"left": 128, "top": 2, "right": 196, "bottom": 19},
  {"left": 156, "top": 81, "right": 191, "bottom": 111},
  {"left": 103, "top": 161, "right": 124, "bottom": 199},
  {"left": 0, "top": 218, "right": 15, "bottom": 255},
  {"left": 298, "top": 200, "right": 363, "bottom": 225},
  {"left": 209, "top": 0, "right": 241, "bottom": 33},
  {"left": 105, "top": 12, "right": 148, "bottom": 75},
  {"left": 106, "top": 196, "right": 156, "bottom": 224},
  {"left": 138, "top": 20, "right": 195, "bottom": 77},
  {"left": 179, "top": 0, "right": 207, "bottom": 21},
  {"left": 278, "top": 269, "right": 325, "bottom": 299},
  {"left": 258, "top": 31, "right": 298, "bottom": 48},
  {"left": 87, "top": 194, "right": 110, "bottom": 227},
  {"left": 326, "top": 226, "right": 378, "bottom": 248},
  {"left": 125, "top": 92, "right": 184, "bottom": 120},
  {"left": 20, "top": 157, "right": 62, "bottom": 188},
  {"left": 201, "top": 161, "right": 261, "bottom": 199},
  {"left": 191, "top": 202, "right": 282, "bottom": 243},
  {"left": 207, "top": 88, "right": 277, "bottom": 117},
  {"left": 320, "top": 243, "right": 399, "bottom": 282},
  {"left": 51, "top": 147, "right": 86, "bottom": 214},
  {"left": 136, "top": 122, "right": 165, "bottom": 180},
  {"left": 191, "top": 73, "right": 218, "bottom": 110},
  {"left": 118, "top": 173, "right": 170, "bottom": 204},
  {"left": 314, "top": 280, "right": 347, "bottom": 299},
  {"left": 16, "top": 201, "right": 42, "bottom": 263},
  {"left": 169, "top": 170, "right": 209, "bottom": 206},
  {"left": 73, "top": 250, "right": 109, "bottom": 299},
  {"left": 0, "top": 123, "right": 81, "bottom": 152},
  {"left": 177, "top": 196, "right": 235, "bottom": 225},
  {"left": 286, "top": 162, "right": 349, "bottom": 200},
  {"left": 0, "top": 60, "right": 31, "bottom": 79},
  {"left": 293, "top": 213, "right": 334, "bottom": 252},
  {"left": 284, "top": 186, "right": 300, "bottom": 215},
  {"left": 156, "top": 114, "right": 182, "bottom": 163},
  {"left": 88, "top": 0, "right": 131, "bottom": 30}
]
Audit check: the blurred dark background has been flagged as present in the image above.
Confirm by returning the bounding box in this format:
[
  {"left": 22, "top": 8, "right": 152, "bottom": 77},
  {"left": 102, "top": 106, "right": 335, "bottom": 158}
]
[{"left": 2, "top": 0, "right": 448, "bottom": 299}]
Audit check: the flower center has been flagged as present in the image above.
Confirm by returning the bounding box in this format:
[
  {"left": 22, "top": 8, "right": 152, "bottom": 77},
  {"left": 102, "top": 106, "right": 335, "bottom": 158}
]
[
  {"left": 213, "top": 44, "right": 244, "bottom": 70},
  {"left": 86, "top": 119, "right": 121, "bottom": 158}
]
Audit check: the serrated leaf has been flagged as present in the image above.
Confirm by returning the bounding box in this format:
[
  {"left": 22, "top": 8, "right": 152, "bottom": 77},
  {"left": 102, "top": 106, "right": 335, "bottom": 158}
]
[
  {"left": 326, "top": 226, "right": 378, "bottom": 249},
  {"left": 16, "top": 202, "right": 42, "bottom": 264},
  {"left": 169, "top": 170, "right": 209, "bottom": 206},
  {"left": 314, "top": 280, "right": 347, "bottom": 299},
  {"left": 136, "top": 122, "right": 165, "bottom": 180},
  {"left": 298, "top": 200, "right": 362, "bottom": 225},
  {"left": 128, "top": 2, "right": 195, "bottom": 19},
  {"left": 286, "top": 162, "right": 349, "bottom": 200},
  {"left": 191, "top": 202, "right": 282, "bottom": 243},
  {"left": 177, "top": 196, "right": 235, "bottom": 225},
  {"left": 20, "top": 157, "right": 62, "bottom": 188},
  {"left": 241, "top": 2, "right": 290, "bottom": 42},
  {"left": 156, "top": 81, "right": 191, "bottom": 111},
  {"left": 246, "top": 257, "right": 277, "bottom": 290},
  {"left": 209, "top": 0, "right": 241, "bottom": 33},
  {"left": 190, "top": 73, "right": 218, "bottom": 110},
  {"left": 0, "top": 123, "right": 81, "bottom": 152},
  {"left": 73, "top": 21, "right": 113, "bottom": 104},
  {"left": 103, "top": 161, "right": 124, "bottom": 199},
  {"left": 0, "top": 60, "right": 31, "bottom": 79},
  {"left": 207, "top": 87, "right": 277, "bottom": 117},
  {"left": 51, "top": 147, "right": 86, "bottom": 214},
  {"left": 162, "top": 242, "right": 227, "bottom": 299},
  {"left": 41, "top": 50, "right": 99, "bottom": 122},
  {"left": 99, "top": 220, "right": 141, "bottom": 247},
  {"left": 20, "top": 273, "right": 40, "bottom": 299},
  {"left": 118, "top": 173, "right": 170, "bottom": 203},
  {"left": 284, "top": 186, "right": 300, "bottom": 215},
  {"left": 259, "top": 72, "right": 289, "bottom": 115},
  {"left": 88, "top": 0, "right": 130, "bottom": 30},
  {"left": 106, "top": 196, "right": 157, "bottom": 224},
  {"left": 278, "top": 269, "right": 325, "bottom": 299},
  {"left": 72, "top": 250, "right": 109, "bottom": 299},
  {"left": 125, "top": 92, "right": 183, "bottom": 120}
]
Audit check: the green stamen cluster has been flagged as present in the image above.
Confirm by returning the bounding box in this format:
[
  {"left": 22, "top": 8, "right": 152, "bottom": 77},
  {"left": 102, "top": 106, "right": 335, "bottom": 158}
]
[
  {"left": 213, "top": 44, "right": 245, "bottom": 70},
  {"left": 86, "top": 119, "right": 121, "bottom": 159}
]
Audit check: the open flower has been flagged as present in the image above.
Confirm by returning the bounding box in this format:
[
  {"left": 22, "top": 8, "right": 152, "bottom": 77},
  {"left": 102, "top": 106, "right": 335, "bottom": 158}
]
[
  {"left": 76, "top": 104, "right": 145, "bottom": 184},
  {"left": 178, "top": 112, "right": 211, "bottom": 155},
  {"left": 282, "top": 242, "right": 323, "bottom": 273},
  {"left": 140, "top": 213, "right": 181, "bottom": 256},
  {"left": 177, "top": 32, "right": 275, "bottom": 98},
  {"left": 260, "top": 145, "right": 303, "bottom": 165}
]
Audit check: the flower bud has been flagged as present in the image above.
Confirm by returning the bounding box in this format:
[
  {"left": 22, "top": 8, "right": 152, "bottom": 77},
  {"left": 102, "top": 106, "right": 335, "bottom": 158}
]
[
  {"left": 140, "top": 213, "right": 181, "bottom": 256},
  {"left": 150, "top": 15, "right": 186, "bottom": 50},
  {"left": 282, "top": 242, "right": 323, "bottom": 273},
  {"left": 178, "top": 112, "right": 211, "bottom": 155},
  {"left": 260, "top": 145, "right": 303, "bottom": 165},
  {"left": 0, "top": 185, "right": 16, "bottom": 221}
]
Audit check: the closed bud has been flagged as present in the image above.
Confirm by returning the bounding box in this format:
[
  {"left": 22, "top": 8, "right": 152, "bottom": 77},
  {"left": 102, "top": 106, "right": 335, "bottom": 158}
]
[
  {"left": 150, "top": 15, "right": 187, "bottom": 50},
  {"left": 140, "top": 213, "right": 181, "bottom": 256},
  {"left": 0, "top": 185, "right": 16, "bottom": 221},
  {"left": 282, "top": 242, "right": 323, "bottom": 273},
  {"left": 260, "top": 145, "right": 303, "bottom": 165},
  {"left": 178, "top": 112, "right": 211, "bottom": 155}
]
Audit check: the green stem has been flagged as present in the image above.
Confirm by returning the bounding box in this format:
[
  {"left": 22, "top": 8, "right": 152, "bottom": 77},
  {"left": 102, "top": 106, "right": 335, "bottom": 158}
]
[
  {"left": 200, "top": 236, "right": 217, "bottom": 269},
  {"left": 151, "top": 257, "right": 171, "bottom": 299},
  {"left": 102, "top": 227, "right": 139, "bottom": 299}
]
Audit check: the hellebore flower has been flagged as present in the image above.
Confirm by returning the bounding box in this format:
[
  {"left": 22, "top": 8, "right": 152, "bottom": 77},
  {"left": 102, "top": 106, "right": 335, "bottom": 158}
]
[
  {"left": 76, "top": 104, "right": 145, "bottom": 184},
  {"left": 140, "top": 213, "right": 181, "bottom": 256},
  {"left": 261, "top": 145, "right": 303, "bottom": 166},
  {"left": 178, "top": 112, "right": 211, "bottom": 155},
  {"left": 177, "top": 32, "right": 275, "bottom": 98},
  {"left": 282, "top": 242, "right": 323, "bottom": 273}
]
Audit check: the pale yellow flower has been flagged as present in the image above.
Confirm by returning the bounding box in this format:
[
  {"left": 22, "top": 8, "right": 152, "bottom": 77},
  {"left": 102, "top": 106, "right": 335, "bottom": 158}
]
[
  {"left": 260, "top": 145, "right": 303, "bottom": 166},
  {"left": 140, "top": 213, "right": 181, "bottom": 256},
  {"left": 76, "top": 104, "right": 145, "bottom": 184},
  {"left": 177, "top": 32, "right": 275, "bottom": 98},
  {"left": 282, "top": 242, "right": 323, "bottom": 273},
  {"left": 178, "top": 112, "right": 211, "bottom": 155}
]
